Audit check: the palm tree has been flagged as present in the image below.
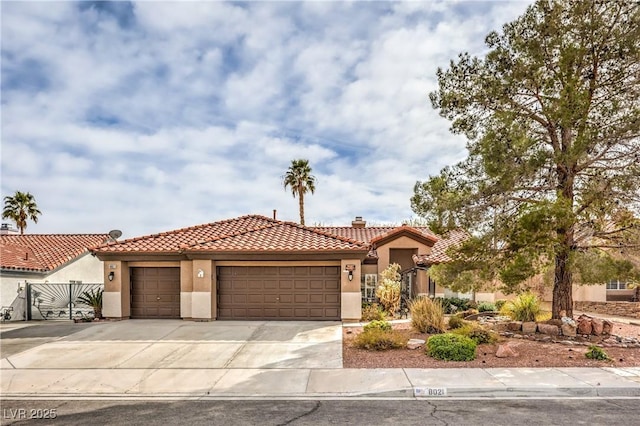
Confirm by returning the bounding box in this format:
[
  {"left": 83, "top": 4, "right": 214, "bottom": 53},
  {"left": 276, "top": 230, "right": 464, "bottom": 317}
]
[
  {"left": 283, "top": 159, "right": 316, "bottom": 226},
  {"left": 2, "top": 191, "right": 42, "bottom": 234}
]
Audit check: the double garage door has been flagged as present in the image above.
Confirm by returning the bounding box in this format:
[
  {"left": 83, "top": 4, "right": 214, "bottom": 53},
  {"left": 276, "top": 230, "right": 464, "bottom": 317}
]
[
  {"left": 130, "top": 265, "right": 341, "bottom": 320},
  {"left": 217, "top": 266, "right": 341, "bottom": 320}
]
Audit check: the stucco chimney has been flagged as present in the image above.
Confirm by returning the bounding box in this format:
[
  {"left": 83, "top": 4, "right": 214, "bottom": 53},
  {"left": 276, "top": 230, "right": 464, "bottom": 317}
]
[{"left": 352, "top": 216, "right": 366, "bottom": 228}]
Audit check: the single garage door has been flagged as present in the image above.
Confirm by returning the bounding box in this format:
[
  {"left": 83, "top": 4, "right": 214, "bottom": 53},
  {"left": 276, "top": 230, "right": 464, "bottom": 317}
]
[
  {"left": 217, "top": 266, "right": 340, "bottom": 320},
  {"left": 131, "top": 267, "right": 181, "bottom": 319}
]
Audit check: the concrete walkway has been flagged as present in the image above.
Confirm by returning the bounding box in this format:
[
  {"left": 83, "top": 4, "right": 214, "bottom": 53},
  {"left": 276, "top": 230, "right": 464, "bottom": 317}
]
[{"left": 1, "top": 319, "right": 639, "bottom": 400}]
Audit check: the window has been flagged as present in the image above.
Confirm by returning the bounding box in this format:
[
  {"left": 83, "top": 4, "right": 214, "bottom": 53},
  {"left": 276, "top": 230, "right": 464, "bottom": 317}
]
[
  {"left": 607, "top": 280, "right": 628, "bottom": 290},
  {"left": 362, "top": 274, "right": 378, "bottom": 302}
]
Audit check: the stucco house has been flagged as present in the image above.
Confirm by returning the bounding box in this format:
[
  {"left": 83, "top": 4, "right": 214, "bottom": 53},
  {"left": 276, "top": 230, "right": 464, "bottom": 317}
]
[
  {"left": 93, "top": 215, "right": 464, "bottom": 321},
  {"left": 0, "top": 231, "right": 109, "bottom": 313}
]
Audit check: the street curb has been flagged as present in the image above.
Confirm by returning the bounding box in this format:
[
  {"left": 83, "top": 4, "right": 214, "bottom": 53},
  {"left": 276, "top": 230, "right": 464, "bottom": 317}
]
[{"left": 2, "top": 386, "right": 640, "bottom": 400}]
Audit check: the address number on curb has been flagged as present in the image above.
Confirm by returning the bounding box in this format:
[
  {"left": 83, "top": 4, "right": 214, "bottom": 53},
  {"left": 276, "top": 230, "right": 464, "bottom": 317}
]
[{"left": 414, "top": 387, "right": 447, "bottom": 397}]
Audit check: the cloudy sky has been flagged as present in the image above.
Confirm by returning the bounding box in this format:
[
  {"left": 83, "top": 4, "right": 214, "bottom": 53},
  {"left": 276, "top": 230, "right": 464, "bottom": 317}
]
[{"left": 1, "top": 0, "right": 532, "bottom": 239}]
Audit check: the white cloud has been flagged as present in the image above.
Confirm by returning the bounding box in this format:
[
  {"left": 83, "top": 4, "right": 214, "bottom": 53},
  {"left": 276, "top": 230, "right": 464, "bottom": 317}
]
[{"left": 1, "top": 0, "right": 533, "bottom": 237}]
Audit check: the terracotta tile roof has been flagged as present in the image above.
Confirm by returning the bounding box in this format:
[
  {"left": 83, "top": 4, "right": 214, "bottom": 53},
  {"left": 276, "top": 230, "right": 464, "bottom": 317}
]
[
  {"left": 314, "top": 226, "right": 438, "bottom": 244},
  {"left": 0, "top": 234, "right": 109, "bottom": 272},
  {"left": 94, "top": 215, "right": 368, "bottom": 254},
  {"left": 93, "top": 215, "right": 277, "bottom": 253},
  {"left": 413, "top": 230, "right": 469, "bottom": 265},
  {"left": 188, "top": 222, "right": 369, "bottom": 252}
]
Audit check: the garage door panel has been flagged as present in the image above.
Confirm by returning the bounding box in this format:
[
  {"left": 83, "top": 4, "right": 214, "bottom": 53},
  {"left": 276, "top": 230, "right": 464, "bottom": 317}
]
[
  {"left": 308, "top": 294, "right": 323, "bottom": 303},
  {"left": 325, "top": 294, "right": 340, "bottom": 303},
  {"left": 325, "top": 280, "right": 340, "bottom": 290},
  {"left": 325, "top": 308, "right": 339, "bottom": 317},
  {"left": 279, "top": 294, "right": 293, "bottom": 303},
  {"left": 294, "top": 280, "right": 309, "bottom": 290},
  {"left": 217, "top": 266, "right": 340, "bottom": 320},
  {"left": 309, "top": 281, "right": 324, "bottom": 290},
  {"left": 295, "top": 294, "right": 309, "bottom": 303},
  {"left": 309, "top": 308, "right": 325, "bottom": 317},
  {"left": 294, "top": 267, "right": 309, "bottom": 275},
  {"left": 263, "top": 280, "right": 277, "bottom": 289},
  {"left": 247, "top": 294, "right": 263, "bottom": 303},
  {"left": 279, "top": 280, "right": 293, "bottom": 289},
  {"left": 232, "top": 294, "right": 247, "bottom": 303}
]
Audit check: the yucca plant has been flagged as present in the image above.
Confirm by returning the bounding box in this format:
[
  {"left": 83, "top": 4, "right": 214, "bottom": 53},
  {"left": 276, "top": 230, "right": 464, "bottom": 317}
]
[
  {"left": 501, "top": 292, "right": 541, "bottom": 322},
  {"left": 375, "top": 263, "right": 402, "bottom": 314},
  {"left": 77, "top": 288, "right": 103, "bottom": 319}
]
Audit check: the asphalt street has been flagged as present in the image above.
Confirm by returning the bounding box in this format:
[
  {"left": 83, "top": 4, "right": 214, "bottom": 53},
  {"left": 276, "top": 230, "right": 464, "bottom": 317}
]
[{"left": 1, "top": 399, "right": 637, "bottom": 426}]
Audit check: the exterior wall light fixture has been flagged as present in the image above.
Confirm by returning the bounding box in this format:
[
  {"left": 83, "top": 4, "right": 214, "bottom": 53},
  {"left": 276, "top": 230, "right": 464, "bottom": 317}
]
[
  {"left": 108, "top": 271, "right": 115, "bottom": 281},
  {"left": 345, "top": 264, "right": 356, "bottom": 281}
]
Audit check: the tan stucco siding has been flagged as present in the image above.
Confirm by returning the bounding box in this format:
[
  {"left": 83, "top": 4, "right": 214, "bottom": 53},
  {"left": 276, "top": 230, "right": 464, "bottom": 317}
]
[
  {"left": 341, "top": 258, "right": 362, "bottom": 321},
  {"left": 376, "top": 236, "right": 431, "bottom": 275}
]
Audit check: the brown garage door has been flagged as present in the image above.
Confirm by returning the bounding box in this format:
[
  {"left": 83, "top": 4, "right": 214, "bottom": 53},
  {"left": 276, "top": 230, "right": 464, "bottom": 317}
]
[
  {"left": 131, "top": 267, "right": 181, "bottom": 319},
  {"left": 217, "top": 266, "right": 340, "bottom": 320}
]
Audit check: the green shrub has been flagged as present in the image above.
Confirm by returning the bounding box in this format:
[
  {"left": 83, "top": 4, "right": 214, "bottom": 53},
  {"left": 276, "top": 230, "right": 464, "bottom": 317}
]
[
  {"left": 452, "top": 324, "right": 498, "bottom": 344},
  {"left": 426, "top": 333, "right": 477, "bottom": 361},
  {"left": 477, "top": 302, "right": 496, "bottom": 312},
  {"left": 502, "top": 293, "right": 541, "bottom": 322},
  {"left": 585, "top": 345, "right": 610, "bottom": 361},
  {"left": 410, "top": 297, "right": 445, "bottom": 334},
  {"left": 436, "top": 297, "right": 474, "bottom": 314},
  {"left": 361, "top": 303, "right": 386, "bottom": 321},
  {"left": 363, "top": 320, "right": 392, "bottom": 332},
  {"left": 354, "top": 328, "right": 407, "bottom": 351},
  {"left": 447, "top": 315, "right": 467, "bottom": 330},
  {"left": 494, "top": 299, "right": 507, "bottom": 311}
]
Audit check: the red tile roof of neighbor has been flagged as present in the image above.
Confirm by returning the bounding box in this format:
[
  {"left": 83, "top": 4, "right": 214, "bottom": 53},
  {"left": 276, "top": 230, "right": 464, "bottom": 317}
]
[
  {"left": 0, "top": 234, "right": 110, "bottom": 272},
  {"left": 94, "top": 215, "right": 369, "bottom": 254}
]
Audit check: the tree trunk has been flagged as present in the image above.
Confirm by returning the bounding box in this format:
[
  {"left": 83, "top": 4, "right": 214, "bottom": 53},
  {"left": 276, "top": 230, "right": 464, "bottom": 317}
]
[
  {"left": 552, "top": 240, "right": 573, "bottom": 319},
  {"left": 298, "top": 191, "right": 305, "bottom": 226}
]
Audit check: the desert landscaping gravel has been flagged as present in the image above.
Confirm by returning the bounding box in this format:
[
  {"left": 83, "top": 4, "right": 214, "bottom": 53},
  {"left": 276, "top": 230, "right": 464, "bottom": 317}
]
[{"left": 343, "top": 320, "right": 640, "bottom": 369}]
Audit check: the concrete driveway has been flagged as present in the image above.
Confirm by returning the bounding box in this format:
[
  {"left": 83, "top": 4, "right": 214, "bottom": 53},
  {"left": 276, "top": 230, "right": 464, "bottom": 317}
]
[{"left": 1, "top": 320, "right": 343, "bottom": 369}]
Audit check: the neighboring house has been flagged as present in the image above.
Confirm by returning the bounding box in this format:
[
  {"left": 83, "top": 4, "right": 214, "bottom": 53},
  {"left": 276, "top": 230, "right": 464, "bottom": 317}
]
[
  {"left": 0, "top": 231, "right": 109, "bottom": 310},
  {"left": 92, "top": 215, "right": 463, "bottom": 321},
  {"left": 415, "top": 229, "right": 635, "bottom": 304}
]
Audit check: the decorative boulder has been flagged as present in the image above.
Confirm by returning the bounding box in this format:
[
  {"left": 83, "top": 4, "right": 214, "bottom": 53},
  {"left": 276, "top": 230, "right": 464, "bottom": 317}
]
[
  {"left": 522, "top": 322, "right": 537, "bottom": 334},
  {"left": 602, "top": 320, "right": 613, "bottom": 335},
  {"left": 591, "top": 318, "right": 604, "bottom": 335},
  {"left": 491, "top": 322, "right": 510, "bottom": 332},
  {"left": 507, "top": 321, "right": 523, "bottom": 332},
  {"left": 577, "top": 316, "right": 593, "bottom": 335},
  {"left": 561, "top": 323, "right": 577, "bottom": 337},
  {"left": 538, "top": 324, "right": 560, "bottom": 336},
  {"left": 496, "top": 344, "right": 519, "bottom": 358},
  {"left": 407, "top": 339, "right": 425, "bottom": 350}
]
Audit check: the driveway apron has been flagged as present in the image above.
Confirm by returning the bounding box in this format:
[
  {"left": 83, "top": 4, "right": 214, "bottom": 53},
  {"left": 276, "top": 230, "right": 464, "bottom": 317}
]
[{"left": 1, "top": 320, "right": 343, "bottom": 370}]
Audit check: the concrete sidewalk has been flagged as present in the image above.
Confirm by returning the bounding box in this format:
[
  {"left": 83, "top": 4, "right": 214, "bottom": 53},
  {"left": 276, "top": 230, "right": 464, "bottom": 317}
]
[{"left": 2, "top": 366, "right": 639, "bottom": 399}]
